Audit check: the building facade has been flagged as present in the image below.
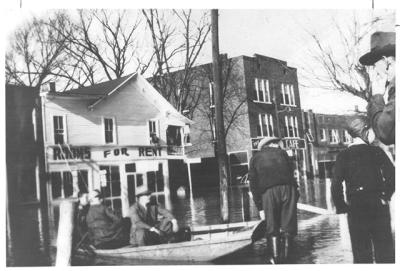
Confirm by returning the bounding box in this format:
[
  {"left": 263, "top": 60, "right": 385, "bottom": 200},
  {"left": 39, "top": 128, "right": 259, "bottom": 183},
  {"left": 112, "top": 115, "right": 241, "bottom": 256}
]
[
  {"left": 303, "top": 110, "right": 353, "bottom": 178},
  {"left": 183, "top": 54, "right": 306, "bottom": 186},
  {"left": 41, "top": 73, "right": 191, "bottom": 216}
]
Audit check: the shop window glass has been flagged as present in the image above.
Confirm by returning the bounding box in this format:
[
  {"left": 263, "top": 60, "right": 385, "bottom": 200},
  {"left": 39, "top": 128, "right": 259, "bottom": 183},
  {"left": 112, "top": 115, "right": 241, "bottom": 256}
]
[
  {"left": 147, "top": 171, "right": 156, "bottom": 192},
  {"left": 78, "top": 170, "right": 88, "bottom": 194},
  {"left": 136, "top": 174, "right": 144, "bottom": 187},
  {"left": 51, "top": 172, "right": 62, "bottom": 199},
  {"left": 63, "top": 172, "right": 73, "bottom": 198},
  {"left": 125, "top": 163, "right": 136, "bottom": 173},
  {"left": 156, "top": 164, "right": 164, "bottom": 192}
]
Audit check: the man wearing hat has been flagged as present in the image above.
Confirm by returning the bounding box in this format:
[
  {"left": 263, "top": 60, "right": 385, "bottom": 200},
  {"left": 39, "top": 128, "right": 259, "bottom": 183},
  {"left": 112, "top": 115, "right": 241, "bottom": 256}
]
[
  {"left": 248, "top": 137, "right": 299, "bottom": 264},
  {"left": 331, "top": 115, "right": 395, "bottom": 263},
  {"left": 85, "top": 190, "right": 129, "bottom": 249},
  {"left": 361, "top": 31, "right": 396, "bottom": 145},
  {"left": 128, "top": 190, "right": 179, "bottom": 247}
]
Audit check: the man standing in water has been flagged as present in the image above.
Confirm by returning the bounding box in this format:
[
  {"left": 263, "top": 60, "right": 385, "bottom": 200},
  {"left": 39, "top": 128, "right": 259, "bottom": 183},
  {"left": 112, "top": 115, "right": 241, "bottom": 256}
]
[{"left": 249, "top": 137, "right": 299, "bottom": 264}]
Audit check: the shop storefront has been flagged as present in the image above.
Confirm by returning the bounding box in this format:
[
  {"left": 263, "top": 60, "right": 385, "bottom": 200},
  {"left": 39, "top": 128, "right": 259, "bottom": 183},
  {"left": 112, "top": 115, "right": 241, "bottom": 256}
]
[
  {"left": 41, "top": 73, "right": 192, "bottom": 217},
  {"left": 46, "top": 145, "right": 177, "bottom": 215}
]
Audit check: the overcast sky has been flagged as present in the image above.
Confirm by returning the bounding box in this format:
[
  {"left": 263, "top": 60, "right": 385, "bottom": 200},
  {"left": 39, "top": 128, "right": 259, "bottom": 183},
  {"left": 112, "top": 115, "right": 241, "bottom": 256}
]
[{"left": 3, "top": 6, "right": 397, "bottom": 114}]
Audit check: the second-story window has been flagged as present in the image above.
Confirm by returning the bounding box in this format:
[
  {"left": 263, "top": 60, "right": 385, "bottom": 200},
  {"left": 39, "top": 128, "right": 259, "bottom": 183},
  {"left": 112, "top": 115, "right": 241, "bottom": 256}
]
[
  {"left": 280, "top": 84, "right": 296, "bottom": 106},
  {"left": 149, "top": 120, "right": 160, "bottom": 144},
  {"left": 257, "top": 113, "right": 274, "bottom": 137},
  {"left": 284, "top": 116, "right": 299, "bottom": 138},
  {"left": 329, "top": 129, "right": 340, "bottom": 144},
  {"left": 320, "top": 129, "right": 326, "bottom": 141},
  {"left": 104, "top": 118, "right": 115, "bottom": 144},
  {"left": 254, "top": 78, "right": 271, "bottom": 103},
  {"left": 53, "top": 115, "right": 65, "bottom": 144}
]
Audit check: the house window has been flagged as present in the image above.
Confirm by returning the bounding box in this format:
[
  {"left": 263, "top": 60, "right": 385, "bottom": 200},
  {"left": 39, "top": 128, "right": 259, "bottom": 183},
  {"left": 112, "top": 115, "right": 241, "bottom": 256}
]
[
  {"left": 78, "top": 170, "right": 89, "bottom": 194},
  {"left": 53, "top": 116, "right": 65, "bottom": 144},
  {"left": 329, "top": 129, "right": 340, "bottom": 144},
  {"left": 50, "top": 171, "right": 73, "bottom": 199},
  {"left": 149, "top": 120, "right": 160, "bottom": 144},
  {"left": 257, "top": 113, "right": 274, "bottom": 137},
  {"left": 319, "top": 129, "right": 326, "bottom": 141},
  {"left": 284, "top": 116, "right": 299, "bottom": 138},
  {"left": 254, "top": 78, "right": 271, "bottom": 103},
  {"left": 147, "top": 163, "right": 164, "bottom": 197},
  {"left": 99, "top": 165, "right": 121, "bottom": 211},
  {"left": 280, "top": 84, "right": 296, "bottom": 106},
  {"left": 104, "top": 118, "right": 115, "bottom": 144}
]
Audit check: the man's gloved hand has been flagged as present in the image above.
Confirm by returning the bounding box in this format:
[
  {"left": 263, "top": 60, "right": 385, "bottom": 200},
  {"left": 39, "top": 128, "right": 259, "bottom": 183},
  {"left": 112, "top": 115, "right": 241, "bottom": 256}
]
[{"left": 367, "top": 94, "right": 385, "bottom": 120}]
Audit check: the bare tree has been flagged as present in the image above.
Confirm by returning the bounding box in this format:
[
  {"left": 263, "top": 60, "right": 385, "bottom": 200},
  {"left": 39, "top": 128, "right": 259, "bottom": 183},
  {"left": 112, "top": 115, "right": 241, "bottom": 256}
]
[
  {"left": 55, "top": 10, "right": 152, "bottom": 84},
  {"left": 6, "top": 14, "right": 70, "bottom": 88},
  {"left": 142, "top": 9, "right": 211, "bottom": 115},
  {"left": 300, "top": 12, "right": 393, "bottom": 101},
  {"left": 188, "top": 57, "right": 249, "bottom": 156}
]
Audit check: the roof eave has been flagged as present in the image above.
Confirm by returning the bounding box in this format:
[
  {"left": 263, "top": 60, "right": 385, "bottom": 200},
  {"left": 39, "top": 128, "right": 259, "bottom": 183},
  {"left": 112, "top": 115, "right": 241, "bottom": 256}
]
[{"left": 88, "top": 73, "right": 137, "bottom": 110}]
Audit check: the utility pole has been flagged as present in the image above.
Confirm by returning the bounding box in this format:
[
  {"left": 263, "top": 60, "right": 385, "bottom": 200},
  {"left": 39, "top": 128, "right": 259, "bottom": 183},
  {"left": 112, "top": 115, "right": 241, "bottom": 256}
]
[{"left": 211, "top": 9, "right": 229, "bottom": 223}]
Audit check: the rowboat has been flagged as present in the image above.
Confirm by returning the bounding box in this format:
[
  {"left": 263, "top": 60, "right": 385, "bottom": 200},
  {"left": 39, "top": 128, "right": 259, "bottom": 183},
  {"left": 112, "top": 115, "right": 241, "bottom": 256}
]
[{"left": 92, "top": 220, "right": 260, "bottom": 262}]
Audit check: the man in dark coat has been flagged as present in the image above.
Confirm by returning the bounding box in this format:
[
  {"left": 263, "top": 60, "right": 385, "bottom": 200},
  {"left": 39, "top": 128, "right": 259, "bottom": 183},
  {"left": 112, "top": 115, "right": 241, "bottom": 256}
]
[
  {"left": 361, "top": 31, "right": 395, "bottom": 145},
  {"left": 128, "top": 190, "right": 178, "bottom": 247},
  {"left": 85, "top": 190, "right": 129, "bottom": 249},
  {"left": 248, "top": 137, "right": 299, "bottom": 264},
  {"left": 331, "top": 115, "right": 395, "bottom": 263}
]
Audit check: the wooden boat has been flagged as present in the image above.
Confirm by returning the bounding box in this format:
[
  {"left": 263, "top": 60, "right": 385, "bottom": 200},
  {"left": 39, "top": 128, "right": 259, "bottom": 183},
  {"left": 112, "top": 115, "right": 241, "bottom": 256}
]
[{"left": 92, "top": 220, "right": 260, "bottom": 262}]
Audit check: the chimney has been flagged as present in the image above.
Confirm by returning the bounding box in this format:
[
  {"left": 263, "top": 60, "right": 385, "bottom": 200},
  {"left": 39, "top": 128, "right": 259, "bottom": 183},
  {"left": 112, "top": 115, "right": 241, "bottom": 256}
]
[
  {"left": 354, "top": 105, "right": 359, "bottom": 112},
  {"left": 49, "top": 82, "right": 56, "bottom": 92}
]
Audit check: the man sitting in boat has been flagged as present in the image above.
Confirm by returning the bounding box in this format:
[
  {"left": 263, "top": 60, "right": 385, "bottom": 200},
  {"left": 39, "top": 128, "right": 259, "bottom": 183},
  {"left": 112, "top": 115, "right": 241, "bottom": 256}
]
[
  {"left": 85, "top": 190, "right": 130, "bottom": 249},
  {"left": 128, "top": 190, "right": 179, "bottom": 247}
]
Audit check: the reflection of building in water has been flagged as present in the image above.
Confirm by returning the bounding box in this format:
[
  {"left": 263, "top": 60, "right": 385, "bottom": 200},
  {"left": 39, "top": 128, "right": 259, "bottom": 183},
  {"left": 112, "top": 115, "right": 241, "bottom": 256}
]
[
  {"left": 303, "top": 110, "right": 354, "bottom": 178},
  {"left": 6, "top": 84, "right": 45, "bottom": 205},
  {"left": 41, "top": 73, "right": 191, "bottom": 217}
]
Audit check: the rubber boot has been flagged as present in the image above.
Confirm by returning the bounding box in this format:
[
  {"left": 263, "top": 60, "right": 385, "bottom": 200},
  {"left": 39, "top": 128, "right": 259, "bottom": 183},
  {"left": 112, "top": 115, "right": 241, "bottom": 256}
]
[
  {"left": 280, "top": 235, "right": 292, "bottom": 264},
  {"left": 266, "top": 236, "right": 280, "bottom": 264}
]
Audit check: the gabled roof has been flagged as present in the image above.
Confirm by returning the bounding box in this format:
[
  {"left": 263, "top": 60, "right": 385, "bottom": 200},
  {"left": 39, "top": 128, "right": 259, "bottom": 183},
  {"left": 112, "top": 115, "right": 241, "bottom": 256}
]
[
  {"left": 66, "top": 74, "right": 134, "bottom": 96},
  {"left": 45, "top": 73, "right": 193, "bottom": 125}
]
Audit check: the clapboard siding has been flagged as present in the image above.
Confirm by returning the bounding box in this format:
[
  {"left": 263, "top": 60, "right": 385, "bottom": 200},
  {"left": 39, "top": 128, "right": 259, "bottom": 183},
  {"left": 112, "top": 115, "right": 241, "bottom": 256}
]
[{"left": 43, "top": 79, "right": 168, "bottom": 146}]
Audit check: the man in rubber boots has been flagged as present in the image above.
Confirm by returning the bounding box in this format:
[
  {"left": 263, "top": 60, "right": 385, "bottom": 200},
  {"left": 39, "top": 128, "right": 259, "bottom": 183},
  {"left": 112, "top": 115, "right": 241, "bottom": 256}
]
[{"left": 249, "top": 137, "right": 299, "bottom": 264}]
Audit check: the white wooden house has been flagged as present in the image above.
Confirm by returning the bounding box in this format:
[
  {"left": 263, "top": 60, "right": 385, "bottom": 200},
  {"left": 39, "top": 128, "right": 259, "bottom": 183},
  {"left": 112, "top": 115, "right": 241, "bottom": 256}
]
[{"left": 41, "top": 73, "right": 192, "bottom": 215}]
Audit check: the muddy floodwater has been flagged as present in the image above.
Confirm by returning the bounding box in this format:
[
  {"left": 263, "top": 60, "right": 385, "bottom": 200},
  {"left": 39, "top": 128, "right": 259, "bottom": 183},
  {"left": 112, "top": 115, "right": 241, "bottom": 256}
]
[{"left": 7, "top": 178, "right": 364, "bottom": 265}]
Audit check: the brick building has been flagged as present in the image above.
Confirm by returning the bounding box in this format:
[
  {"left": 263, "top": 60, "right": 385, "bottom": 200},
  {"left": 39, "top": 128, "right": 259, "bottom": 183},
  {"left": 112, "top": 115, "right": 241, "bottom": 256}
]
[
  {"left": 303, "top": 110, "right": 353, "bottom": 178},
  {"left": 178, "top": 54, "right": 307, "bottom": 186}
]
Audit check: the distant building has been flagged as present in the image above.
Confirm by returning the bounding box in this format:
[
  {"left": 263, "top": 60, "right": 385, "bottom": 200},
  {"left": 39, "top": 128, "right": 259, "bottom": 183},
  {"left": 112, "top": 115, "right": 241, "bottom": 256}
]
[
  {"left": 303, "top": 110, "right": 353, "bottom": 178},
  {"left": 6, "top": 84, "right": 45, "bottom": 205},
  {"left": 40, "top": 73, "right": 191, "bottom": 216},
  {"left": 168, "top": 54, "right": 307, "bottom": 186}
]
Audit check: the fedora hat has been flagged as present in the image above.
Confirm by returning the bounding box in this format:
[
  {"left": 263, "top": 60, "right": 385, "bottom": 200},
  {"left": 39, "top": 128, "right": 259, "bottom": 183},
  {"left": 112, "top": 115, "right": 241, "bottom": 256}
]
[
  {"left": 257, "top": 137, "right": 281, "bottom": 150},
  {"left": 136, "top": 189, "right": 153, "bottom": 198},
  {"left": 359, "top": 31, "right": 395, "bottom": 66}
]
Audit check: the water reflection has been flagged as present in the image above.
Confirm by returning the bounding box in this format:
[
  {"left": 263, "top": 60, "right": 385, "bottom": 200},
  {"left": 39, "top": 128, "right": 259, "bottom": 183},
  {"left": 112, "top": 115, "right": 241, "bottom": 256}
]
[{"left": 7, "top": 178, "right": 355, "bottom": 266}]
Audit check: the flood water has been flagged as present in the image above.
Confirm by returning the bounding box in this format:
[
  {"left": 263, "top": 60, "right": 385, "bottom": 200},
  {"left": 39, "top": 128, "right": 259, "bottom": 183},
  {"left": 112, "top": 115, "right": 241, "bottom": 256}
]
[{"left": 6, "top": 178, "right": 360, "bottom": 266}]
